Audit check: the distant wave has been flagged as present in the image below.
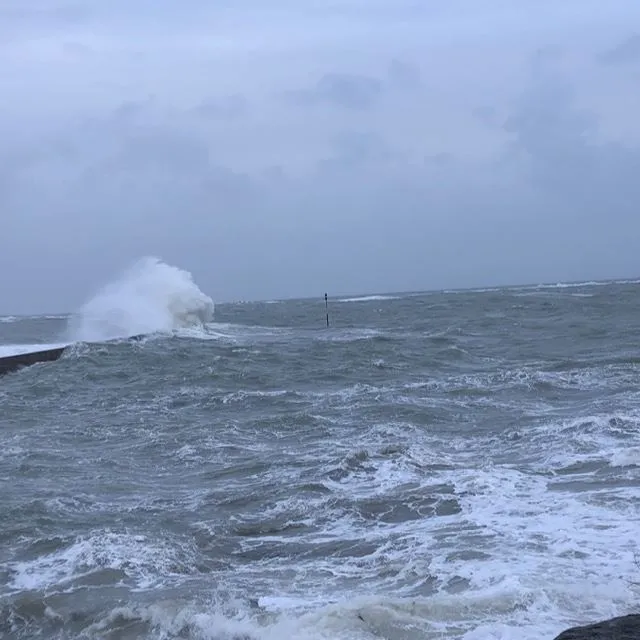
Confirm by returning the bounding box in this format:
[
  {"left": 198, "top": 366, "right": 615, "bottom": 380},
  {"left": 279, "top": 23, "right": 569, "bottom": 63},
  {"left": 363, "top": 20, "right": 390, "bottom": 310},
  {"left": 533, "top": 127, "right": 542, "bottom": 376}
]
[
  {"left": 444, "top": 278, "right": 640, "bottom": 296},
  {"left": 337, "top": 295, "right": 399, "bottom": 303},
  {"left": 442, "top": 287, "right": 502, "bottom": 295},
  {"left": 1, "top": 314, "right": 69, "bottom": 323},
  {"left": 524, "top": 281, "right": 612, "bottom": 290},
  {"left": 513, "top": 278, "right": 640, "bottom": 292}
]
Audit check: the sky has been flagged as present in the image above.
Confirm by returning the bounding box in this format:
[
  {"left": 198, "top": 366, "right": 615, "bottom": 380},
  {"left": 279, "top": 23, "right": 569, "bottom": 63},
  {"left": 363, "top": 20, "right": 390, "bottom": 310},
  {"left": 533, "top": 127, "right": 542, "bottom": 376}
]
[{"left": 2, "top": 0, "right": 640, "bottom": 313}]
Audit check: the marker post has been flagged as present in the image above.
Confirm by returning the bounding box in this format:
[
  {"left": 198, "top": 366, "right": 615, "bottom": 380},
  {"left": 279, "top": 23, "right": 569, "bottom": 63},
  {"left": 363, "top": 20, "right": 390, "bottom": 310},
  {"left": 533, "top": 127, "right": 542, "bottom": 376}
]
[{"left": 325, "top": 293, "right": 329, "bottom": 328}]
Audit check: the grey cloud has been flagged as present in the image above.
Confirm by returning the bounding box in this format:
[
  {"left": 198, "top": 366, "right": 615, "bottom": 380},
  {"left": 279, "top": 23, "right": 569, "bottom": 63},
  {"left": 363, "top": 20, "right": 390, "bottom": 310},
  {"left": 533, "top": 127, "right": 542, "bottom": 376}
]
[
  {"left": 503, "top": 52, "right": 640, "bottom": 213},
  {"left": 286, "top": 72, "right": 383, "bottom": 110},
  {"left": 0, "top": 2, "right": 87, "bottom": 46},
  {"left": 104, "top": 130, "right": 211, "bottom": 175},
  {"left": 193, "top": 94, "right": 248, "bottom": 120},
  {"left": 598, "top": 33, "right": 640, "bottom": 65},
  {"left": 319, "top": 131, "right": 392, "bottom": 172},
  {"left": 61, "top": 41, "right": 94, "bottom": 57},
  {"left": 285, "top": 59, "right": 420, "bottom": 112},
  {"left": 3, "top": 1, "right": 640, "bottom": 313},
  {"left": 1, "top": 99, "right": 260, "bottom": 237},
  {"left": 472, "top": 106, "right": 499, "bottom": 128},
  {"left": 201, "top": 165, "right": 261, "bottom": 206},
  {"left": 108, "top": 98, "right": 155, "bottom": 126},
  {"left": 424, "top": 152, "right": 455, "bottom": 168},
  {"left": 387, "top": 59, "right": 421, "bottom": 91},
  {"left": 0, "top": 3, "right": 88, "bottom": 27},
  {"left": 73, "top": 119, "right": 261, "bottom": 218}
]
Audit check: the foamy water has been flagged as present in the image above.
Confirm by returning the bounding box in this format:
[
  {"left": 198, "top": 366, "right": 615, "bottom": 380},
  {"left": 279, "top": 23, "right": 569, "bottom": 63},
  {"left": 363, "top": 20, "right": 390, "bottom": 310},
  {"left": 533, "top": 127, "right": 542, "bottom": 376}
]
[{"left": 1, "top": 274, "right": 639, "bottom": 640}]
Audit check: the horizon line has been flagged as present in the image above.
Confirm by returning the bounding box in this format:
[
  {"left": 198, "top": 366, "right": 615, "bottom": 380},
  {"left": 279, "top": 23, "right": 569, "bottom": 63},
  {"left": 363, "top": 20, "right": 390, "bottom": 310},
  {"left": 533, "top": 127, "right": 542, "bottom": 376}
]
[{"left": 3, "top": 274, "right": 638, "bottom": 318}]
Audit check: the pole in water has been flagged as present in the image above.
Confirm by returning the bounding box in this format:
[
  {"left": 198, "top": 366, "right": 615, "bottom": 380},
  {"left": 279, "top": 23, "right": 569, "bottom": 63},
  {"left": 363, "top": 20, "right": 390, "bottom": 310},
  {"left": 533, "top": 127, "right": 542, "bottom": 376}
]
[{"left": 325, "top": 292, "right": 329, "bottom": 328}]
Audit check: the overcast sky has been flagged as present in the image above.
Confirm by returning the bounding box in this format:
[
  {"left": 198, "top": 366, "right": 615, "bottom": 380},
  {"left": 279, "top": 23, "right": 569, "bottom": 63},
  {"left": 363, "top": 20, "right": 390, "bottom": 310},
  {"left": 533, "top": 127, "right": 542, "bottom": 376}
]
[{"left": 2, "top": 1, "right": 640, "bottom": 313}]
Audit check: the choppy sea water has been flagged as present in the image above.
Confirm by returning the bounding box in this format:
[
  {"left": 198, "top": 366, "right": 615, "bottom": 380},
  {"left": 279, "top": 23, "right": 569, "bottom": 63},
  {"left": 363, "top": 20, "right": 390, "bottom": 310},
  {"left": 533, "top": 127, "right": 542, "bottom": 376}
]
[{"left": 2, "top": 268, "right": 640, "bottom": 639}]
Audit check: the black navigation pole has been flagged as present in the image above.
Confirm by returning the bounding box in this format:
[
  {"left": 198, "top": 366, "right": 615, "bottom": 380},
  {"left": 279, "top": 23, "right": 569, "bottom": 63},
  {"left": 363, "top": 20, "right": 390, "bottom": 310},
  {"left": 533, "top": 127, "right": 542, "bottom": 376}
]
[{"left": 325, "top": 293, "right": 329, "bottom": 328}]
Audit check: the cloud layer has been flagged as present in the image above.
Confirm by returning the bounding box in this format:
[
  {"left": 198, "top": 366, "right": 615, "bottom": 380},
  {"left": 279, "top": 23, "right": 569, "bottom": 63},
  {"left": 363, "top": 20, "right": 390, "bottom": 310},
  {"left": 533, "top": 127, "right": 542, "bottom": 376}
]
[{"left": 2, "top": 1, "right": 640, "bottom": 313}]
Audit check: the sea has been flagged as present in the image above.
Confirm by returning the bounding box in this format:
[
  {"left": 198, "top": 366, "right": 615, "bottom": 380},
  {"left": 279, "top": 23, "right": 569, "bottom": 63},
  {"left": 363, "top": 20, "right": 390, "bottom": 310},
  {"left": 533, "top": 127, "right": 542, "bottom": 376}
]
[{"left": 1, "top": 258, "right": 639, "bottom": 640}]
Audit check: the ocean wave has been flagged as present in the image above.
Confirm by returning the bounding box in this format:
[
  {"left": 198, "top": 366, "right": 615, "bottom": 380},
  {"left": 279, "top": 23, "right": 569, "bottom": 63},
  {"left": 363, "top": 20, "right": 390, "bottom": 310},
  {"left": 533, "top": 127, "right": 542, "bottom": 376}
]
[
  {"left": 4, "top": 530, "right": 202, "bottom": 594},
  {"left": 65, "top": 257, "right": 214, "bottom": 343},
  {"left": 337, "top": 295, "right": 399, "bottom": 303}
]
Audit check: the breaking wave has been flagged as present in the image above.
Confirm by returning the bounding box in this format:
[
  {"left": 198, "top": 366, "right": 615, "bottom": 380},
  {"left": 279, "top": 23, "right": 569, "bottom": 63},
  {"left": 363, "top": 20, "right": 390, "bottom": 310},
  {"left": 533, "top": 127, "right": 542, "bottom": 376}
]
[{"left": 65, "top": 257, "right": 214, "bottom": 343}]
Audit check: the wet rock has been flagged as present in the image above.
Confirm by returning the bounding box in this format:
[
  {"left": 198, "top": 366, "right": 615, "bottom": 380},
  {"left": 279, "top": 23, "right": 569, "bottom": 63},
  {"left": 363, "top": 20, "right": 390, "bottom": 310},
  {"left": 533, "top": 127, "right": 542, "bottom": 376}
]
[{"left": 553, "top": 614, "right": 640, "bottom": 640}]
